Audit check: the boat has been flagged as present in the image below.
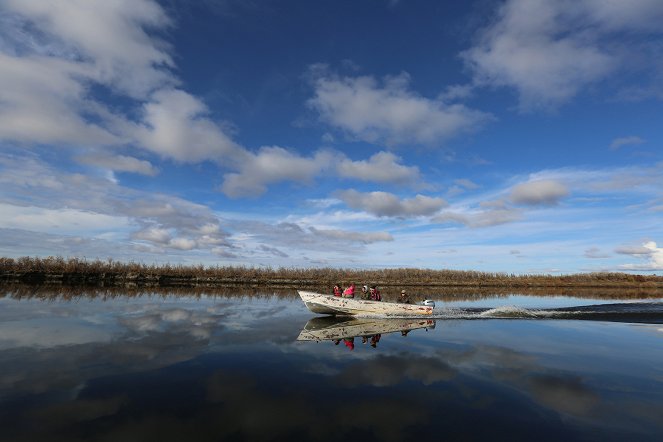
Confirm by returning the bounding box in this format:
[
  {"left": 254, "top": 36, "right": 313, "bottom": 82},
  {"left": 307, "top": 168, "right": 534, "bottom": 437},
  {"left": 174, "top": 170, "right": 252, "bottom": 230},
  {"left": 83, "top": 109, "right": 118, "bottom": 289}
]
[
  {"left": 297, "top": 290, "right": 434, "bottom": 316},
  {"left": 297, "top": 316, "right": 436, "bottom": 341}
]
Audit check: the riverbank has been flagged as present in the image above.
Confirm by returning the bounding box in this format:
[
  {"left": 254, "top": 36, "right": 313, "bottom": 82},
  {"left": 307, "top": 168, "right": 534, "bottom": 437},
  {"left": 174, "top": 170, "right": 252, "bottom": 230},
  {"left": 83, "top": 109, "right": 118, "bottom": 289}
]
[{"left": 2, "top": 256, "right": 662, "bottom": 292}]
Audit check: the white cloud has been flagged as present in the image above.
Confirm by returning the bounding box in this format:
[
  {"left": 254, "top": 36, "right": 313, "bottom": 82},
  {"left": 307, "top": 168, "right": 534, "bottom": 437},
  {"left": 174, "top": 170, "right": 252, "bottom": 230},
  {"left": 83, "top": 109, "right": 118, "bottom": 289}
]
[
  {"left": 336, "top": 151, "right": 421, "bottom": 186},
  {"left": 309, "top": 227, "right": 393, "bottom": 244},
  {"left": 0, "top": 153, "right": 232, "bottom": 254},
  {"left": 615, "top": 245, "right": 653, "bottom": 255},
  {"left": 0, "top": 2, "right": 245, "bottom": 171},
  {"left": 609, "top": 136, "right": 646, "bottom": 150},
  {"left": 4, "top": 0, "right": 175, "bottom": 98},
  {"left": 1, "top": 1, "right": 438, "bottom": 199},
  {"left": 463, "top": 0, "right": 663, "bottom": 110},
  {"left": 132, "top": 226, "right": 171, "bottom": 244},
  {"left": 220, "top": 147, "right": 335, "bottom": 198},
  {"left": 308, "top": 68, "right": 492, "bottom": 146},
  {"left": 136, "top": 88, "right": 247, "bottom": 163},
  {"left": 618, "top": 241, "right": 663, "bottom": 271},
  {"left": 336, "top": 189, "right": 447, "bottom": 218},
  {"left": 0, "top": 0, "right": 179, "bottom": 149},
  {"left": 510, "top": 180, "right": 569, "bottom": 206},
  {"left": 76, "top": 152, "right": 158, "bottom": 176},
  {"left": 168, "top": 237, "right": 198, "bottom": 250},
  {"left": 0, "top": 53, "right": 120, "bottom": 146}
]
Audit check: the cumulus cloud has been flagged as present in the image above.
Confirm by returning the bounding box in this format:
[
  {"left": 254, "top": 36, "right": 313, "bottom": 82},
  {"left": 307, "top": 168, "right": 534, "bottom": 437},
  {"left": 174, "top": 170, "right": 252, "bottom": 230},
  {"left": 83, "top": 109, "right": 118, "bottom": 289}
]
[
  {"left": 617, "top": 241, "right": 663, "bottom": 271},
  {"left": 0, "top": 0, "right": 176, "bottom": 148},
  {"left": 0, "top": 0, "right": 325, "bottom": 195},
  {"left": 463, "top": 0, "right": 663, "bottom": 110},
  {"left": 616, "top": 244, "right": 655, "bottom": 255},
  {"left": 0, "top": 153, "right": 232, "bottom": 255},
  {"left": 308, "top": 67, "right": 492, "bottom": 146},
  {"left": 336, "top": 189, "right": 447, "bottom": 218},
  {"left": 4, "top": 0, "right": 175, "bottom": 94},
  {"left": 510, "top": 180, "right": 569, "bottom": 205},
  {"left": 1, "top": 0, "right": 436, "bottom": 201},
  {"left": 0, "top": 53, "right": 120, "bottom": 146},
  {"left": 220, "top": 147, "right": 335, "bottom": 198},
  {"left": 136, "top": 88, "right": 247, "bottom": 163},
  {"left": 336, "top": 151, "right": 421, "bottom": 186},
  {"left": 609, "top": 136, "right": 646, "bottom": 150},
  {"left": 76, "top": 152, "right": 158, "bottom": 176}
]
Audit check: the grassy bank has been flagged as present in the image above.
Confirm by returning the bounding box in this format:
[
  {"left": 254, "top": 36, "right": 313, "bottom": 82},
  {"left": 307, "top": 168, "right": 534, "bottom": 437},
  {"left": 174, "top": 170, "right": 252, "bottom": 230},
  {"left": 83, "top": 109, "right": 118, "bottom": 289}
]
[{"left": 1, "top": 256, "right": 662, "bottom": 291}]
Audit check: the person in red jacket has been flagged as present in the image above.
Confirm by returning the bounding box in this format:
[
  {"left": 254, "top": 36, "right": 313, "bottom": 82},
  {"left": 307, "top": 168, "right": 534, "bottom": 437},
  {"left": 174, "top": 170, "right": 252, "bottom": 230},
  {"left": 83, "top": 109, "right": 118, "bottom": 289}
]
[
  {"left": 343, "top": 337, "right": 355, "bottom": 350},
  {"left": 333, "top": 284, "right": 342, "bottom": 297},
  {"left": 342, "top": 283, "right": 355, "bottom": 298},
  {"left": 369, "top": 285, "right": 381, "bottom": 301}
]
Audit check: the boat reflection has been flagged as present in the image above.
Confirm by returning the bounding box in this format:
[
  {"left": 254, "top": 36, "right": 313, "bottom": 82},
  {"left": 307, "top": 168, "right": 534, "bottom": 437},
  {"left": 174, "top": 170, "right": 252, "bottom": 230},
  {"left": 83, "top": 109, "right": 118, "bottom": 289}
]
[{"left": 297, "top": 316, "right": 435, "bottom": 348}]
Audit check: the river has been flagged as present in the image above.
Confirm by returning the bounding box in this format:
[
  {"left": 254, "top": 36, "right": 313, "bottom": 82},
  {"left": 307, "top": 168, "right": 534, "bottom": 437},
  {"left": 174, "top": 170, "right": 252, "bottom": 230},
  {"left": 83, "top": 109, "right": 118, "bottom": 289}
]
[{"left": 1, "top": 289, "right": 662, "bottom": 441}]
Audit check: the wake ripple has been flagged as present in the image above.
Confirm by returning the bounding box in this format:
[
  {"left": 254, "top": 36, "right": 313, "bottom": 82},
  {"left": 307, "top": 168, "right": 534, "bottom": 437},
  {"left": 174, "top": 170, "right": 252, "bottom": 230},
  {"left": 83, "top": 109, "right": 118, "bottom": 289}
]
[{"left": 427, "top": 302, "right": 663, "bottom": 323}]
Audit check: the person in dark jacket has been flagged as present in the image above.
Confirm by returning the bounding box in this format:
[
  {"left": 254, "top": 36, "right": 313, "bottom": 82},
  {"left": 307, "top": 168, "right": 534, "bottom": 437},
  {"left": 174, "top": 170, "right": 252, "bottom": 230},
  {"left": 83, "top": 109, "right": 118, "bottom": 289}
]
[
  {"left": 370, "top": 334, "right": 381, "bottom": 348},
  {"left": 396, "top": 289, "right": 411, "bottom": 304}
]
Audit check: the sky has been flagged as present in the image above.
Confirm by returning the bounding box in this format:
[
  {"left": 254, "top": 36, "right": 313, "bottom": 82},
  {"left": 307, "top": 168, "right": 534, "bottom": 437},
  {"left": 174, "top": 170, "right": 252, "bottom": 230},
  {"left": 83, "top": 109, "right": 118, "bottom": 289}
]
[{"left": 0, "top": 0, "right": 662, "bottom": 274}]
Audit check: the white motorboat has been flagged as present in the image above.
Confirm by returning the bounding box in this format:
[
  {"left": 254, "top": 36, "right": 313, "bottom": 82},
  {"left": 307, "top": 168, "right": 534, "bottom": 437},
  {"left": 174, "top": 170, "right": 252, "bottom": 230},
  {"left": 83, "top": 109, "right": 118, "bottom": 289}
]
[{"left": 298, "top": 290, "right": 434, "bottom": 316}]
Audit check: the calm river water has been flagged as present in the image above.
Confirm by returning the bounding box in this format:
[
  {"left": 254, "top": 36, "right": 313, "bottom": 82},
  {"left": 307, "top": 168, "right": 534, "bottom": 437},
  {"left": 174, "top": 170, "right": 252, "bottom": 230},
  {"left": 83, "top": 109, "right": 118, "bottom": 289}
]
[{"left": 1, "top": 289, "right": 662, "bottom": 441}]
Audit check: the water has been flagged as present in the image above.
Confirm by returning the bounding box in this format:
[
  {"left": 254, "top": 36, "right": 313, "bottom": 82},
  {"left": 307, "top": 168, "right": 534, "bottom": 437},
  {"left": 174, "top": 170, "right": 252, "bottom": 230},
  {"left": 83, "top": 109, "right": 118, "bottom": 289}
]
[{"left": 1, "top": 289, "right": 663, "bottom": 441}]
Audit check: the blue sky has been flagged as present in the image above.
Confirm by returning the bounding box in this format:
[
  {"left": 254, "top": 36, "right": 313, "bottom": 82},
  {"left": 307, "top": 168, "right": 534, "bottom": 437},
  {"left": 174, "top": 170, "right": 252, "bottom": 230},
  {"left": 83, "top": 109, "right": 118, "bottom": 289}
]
[{"left": 1, "top": 0, "right": 662, "bottom": 274}]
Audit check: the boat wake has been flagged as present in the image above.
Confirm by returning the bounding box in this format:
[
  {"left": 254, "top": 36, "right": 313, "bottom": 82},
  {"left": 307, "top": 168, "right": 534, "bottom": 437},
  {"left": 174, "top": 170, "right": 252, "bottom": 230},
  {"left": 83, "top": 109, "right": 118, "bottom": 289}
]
[{"left": 362, "top": 302, "right": 663, "bottom": 323}]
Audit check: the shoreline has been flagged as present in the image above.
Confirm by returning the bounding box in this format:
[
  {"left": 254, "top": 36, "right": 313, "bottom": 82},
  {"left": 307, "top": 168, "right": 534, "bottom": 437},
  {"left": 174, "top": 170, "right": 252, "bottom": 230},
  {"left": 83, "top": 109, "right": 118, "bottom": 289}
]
[
  {"left": 2, "top": 271, "right": 663, "bottom": 290},
  {"left": 2, "top": 256, "right": 662, "bottom": 293}
]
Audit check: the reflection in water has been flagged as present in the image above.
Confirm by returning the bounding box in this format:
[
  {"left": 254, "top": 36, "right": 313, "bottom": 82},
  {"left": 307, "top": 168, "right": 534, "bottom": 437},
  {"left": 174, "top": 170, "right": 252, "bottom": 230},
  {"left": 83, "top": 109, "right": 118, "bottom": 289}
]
[
  {"left": 1, "top": 291, "right": 663, "bottom": 441},
  {"left": 297, "top": 316, "right": 435, "bottom": 349}
]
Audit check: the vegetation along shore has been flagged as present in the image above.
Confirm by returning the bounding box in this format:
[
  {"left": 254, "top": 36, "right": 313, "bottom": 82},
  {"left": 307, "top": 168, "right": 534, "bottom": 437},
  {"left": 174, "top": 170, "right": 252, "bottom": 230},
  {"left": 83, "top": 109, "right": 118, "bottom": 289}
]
[{"left": 2, "top": 257, "right": 662, "bottom": 293}]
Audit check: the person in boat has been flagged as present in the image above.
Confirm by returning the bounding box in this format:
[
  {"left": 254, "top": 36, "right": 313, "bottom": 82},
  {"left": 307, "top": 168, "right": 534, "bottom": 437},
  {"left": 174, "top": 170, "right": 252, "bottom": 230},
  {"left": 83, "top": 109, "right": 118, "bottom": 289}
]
[
  {"left": 370, "top": 334, "right": 381, "bottom": 348},
  {"left": 360, "top": 285, "right": 370, "bottom": 300},
  {"left": 342, "top": 283, "right": 355, "bottom": 298},
  {"left": 343, "top": 337, "right": 355, "bottom": 350},
  {"left": 396, "top": 289, "right": 411, "bottom": 304},
  {"left": 333, "top": 284, "right": 342, "bottom": 297},
  {"left": 369, "top": 285, "right": 381, "bottom": 301}
]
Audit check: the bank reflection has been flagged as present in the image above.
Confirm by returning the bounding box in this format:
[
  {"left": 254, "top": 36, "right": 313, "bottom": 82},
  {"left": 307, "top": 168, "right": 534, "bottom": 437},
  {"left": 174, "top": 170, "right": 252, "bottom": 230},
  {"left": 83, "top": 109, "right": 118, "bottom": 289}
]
[{"left": 297, "top": 317, "right": 435, "bottom": 349}]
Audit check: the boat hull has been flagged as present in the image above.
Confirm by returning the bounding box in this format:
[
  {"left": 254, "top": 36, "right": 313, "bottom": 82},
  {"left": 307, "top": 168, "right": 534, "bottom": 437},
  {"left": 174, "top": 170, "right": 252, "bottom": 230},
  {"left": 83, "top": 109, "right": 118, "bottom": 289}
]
[{"left": 298, "top": 290, "right": 433, "bottom": 316}]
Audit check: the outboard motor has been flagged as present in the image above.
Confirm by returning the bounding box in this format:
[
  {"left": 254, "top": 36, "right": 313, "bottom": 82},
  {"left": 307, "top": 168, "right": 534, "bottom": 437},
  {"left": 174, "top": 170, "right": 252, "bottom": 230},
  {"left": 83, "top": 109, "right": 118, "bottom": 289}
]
[{"left": 422, "top": 299, "right": 435, "bottom": 308}]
